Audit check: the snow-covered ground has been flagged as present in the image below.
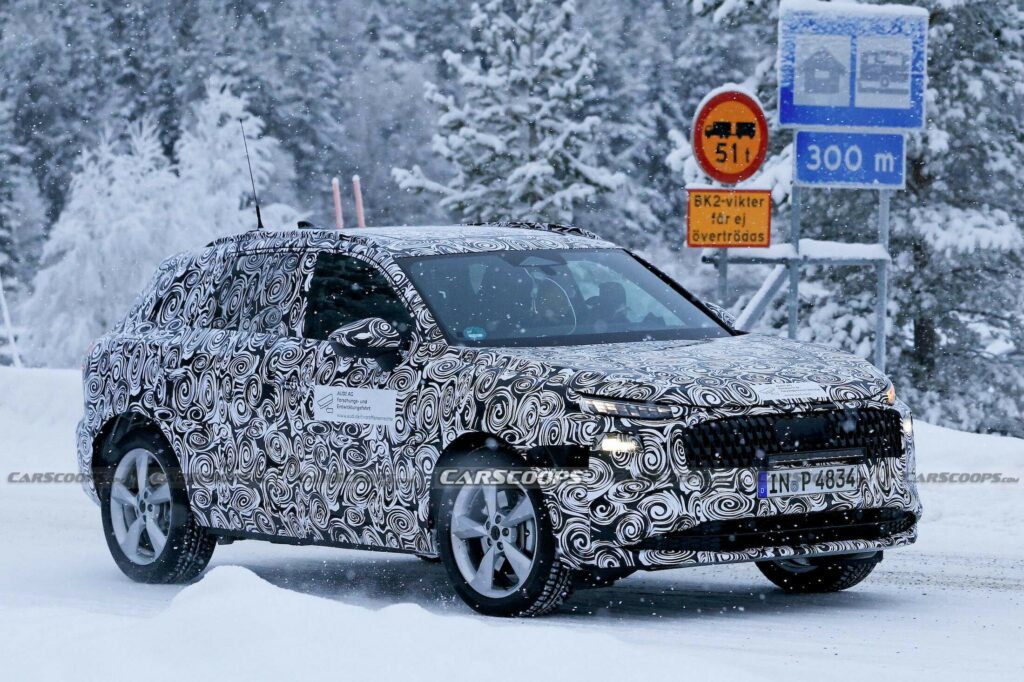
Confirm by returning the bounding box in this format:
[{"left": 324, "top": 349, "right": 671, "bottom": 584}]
[{"left": 1, "top": 367, "right": 1021, "bottom": 681}]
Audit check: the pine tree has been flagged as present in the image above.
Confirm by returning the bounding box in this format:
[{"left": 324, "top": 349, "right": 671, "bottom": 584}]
[{"left": 393, "top": 0, "right": 622, "bottom": 224}]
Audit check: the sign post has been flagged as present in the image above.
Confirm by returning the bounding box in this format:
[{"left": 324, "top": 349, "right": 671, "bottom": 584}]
[
  {"left": 777, "top": 0, "right": 925, "bottom": 368},
  {"left": 0, "top": 272, "right": 22, "bottom": 368}
]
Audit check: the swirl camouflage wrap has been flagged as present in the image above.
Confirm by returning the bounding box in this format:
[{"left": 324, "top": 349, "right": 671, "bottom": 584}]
[{"left": 77, "top": 223, "right": 920, "bottom": 572}]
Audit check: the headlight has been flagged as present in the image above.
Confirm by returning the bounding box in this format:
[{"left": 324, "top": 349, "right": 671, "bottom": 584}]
[
  {"left": 902, "top": 414, "right": 914, "bottom": 437},
  {"left": 577, "top": 395, "right": 679, "bottom": 419},
  {"left": 884, "top": 382, "right": 897, "bottom": 405},
  {"left": 597, "top": 433, "right": 640, "bottom": 454}
]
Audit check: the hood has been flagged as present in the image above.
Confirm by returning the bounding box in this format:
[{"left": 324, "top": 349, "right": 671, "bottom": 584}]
[{"left": 494, "top": 334, "right": 890, "bottom": 408}]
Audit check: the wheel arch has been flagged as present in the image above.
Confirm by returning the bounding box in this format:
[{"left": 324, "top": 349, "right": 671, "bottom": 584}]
[
  {"left": 91, "top": 411, "right": 179, "bottom": 480},
  {"left": 427, "top": 432, "right": 523, "bottom": 531},
  {"left": 425, "top": 432, "right": 584, "bottom": 531}
]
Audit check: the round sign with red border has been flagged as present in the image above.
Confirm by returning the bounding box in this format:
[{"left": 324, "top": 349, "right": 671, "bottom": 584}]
[{"left": 692, "top": 89, "right": 769, "bottom": 184}]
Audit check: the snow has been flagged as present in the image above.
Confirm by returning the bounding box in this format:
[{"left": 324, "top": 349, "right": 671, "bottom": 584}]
[
  {"left": 779, "top": 0, "right": 929, "bottom": 19},
  {"left": 798, "top": 239, "right": 890, "bottom": 261},
  {"left": 1, "top": 366, "right": 1022, "bottom": 680},
  {"left": 701, "top": 239, "right": 890, "bottom": 263}
]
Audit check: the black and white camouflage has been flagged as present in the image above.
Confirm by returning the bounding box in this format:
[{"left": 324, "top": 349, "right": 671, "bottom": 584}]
[{"left": 77, "top": 224, "right": 921, "bottom": 572}]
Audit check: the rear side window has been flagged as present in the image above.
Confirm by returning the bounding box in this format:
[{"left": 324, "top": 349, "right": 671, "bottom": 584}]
[
  {"left": 139, "top": 252, "right": 219, "bottom": 332},
  {"left": 303, "top": 253, "right": 413, "bottom": 340},
  {"left": 213, "top": 250, "right": 309, "bottom": 336}
]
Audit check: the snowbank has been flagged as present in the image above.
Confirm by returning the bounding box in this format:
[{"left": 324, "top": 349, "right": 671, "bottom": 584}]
[{"left": 3, "top": 565, "right": 755, "bottom": 682}]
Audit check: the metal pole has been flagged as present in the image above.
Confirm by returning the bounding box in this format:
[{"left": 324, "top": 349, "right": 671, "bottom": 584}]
[
  {"left": 0, "top": 272, "right": 23, "bottom": 368},
  {"left": 331, "top": 177, "right": 344, "bottom": 229},
  {"left": 352, "top": 175, "right": 366, "bottom": 228},
  {"left": 787, "top": 185, "right": 801, "bottom": 339},
  {"left": 717, "top": 250, "right": 729, "bottom": 305},
  {"left": 874, "top": 189, "right": 891, "bottom": 371}
]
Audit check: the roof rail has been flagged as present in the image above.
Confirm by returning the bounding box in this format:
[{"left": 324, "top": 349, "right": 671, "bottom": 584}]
[
  {"left": 481, "top": 221, "right": 601, "bottom": 241},
  {"left": 204, "top": 227, "right": 355, "bottom": 249}
]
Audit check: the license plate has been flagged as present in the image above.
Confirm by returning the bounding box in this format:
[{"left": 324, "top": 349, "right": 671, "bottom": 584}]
[{"left": 757, "top": 465, "right": 860, "bottom": 499}]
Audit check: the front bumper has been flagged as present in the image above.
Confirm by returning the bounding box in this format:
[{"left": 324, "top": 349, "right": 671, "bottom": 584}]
[{"left": 544, "top": 401, "right": 922, "bottom": 571}]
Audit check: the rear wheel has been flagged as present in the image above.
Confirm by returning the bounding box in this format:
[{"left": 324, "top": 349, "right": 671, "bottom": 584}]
[
  {"left": 436, "top": 450, "right": 573, "bottom": 617},
  {"left": 756, "top": 552, "right": 881, "bottom": 593},
  {"left": 98, "top": 430, "right": 216, "bottom": 583}
]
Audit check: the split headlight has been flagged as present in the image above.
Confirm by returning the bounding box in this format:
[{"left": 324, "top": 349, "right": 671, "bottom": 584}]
[{"left": 577, "top": 395, "right": 679, "bottom": 420}]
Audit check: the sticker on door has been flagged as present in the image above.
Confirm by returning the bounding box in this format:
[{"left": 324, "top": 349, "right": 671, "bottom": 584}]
[{"left": 313, "top": 386, "right": 398, "bottom": 425}]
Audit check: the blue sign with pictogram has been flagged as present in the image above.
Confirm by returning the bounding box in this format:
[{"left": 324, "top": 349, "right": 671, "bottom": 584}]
[
  {"left": 794, "top": 130, "right": 905, "bottom": 189},
  {"left": 778, "top": 0, "right": 928, "bottom": 130}
]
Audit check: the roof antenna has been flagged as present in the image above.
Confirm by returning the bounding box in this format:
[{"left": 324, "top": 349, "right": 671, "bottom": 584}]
[{"left": 239, "top": 119, "right": 265, "bottom": 230}]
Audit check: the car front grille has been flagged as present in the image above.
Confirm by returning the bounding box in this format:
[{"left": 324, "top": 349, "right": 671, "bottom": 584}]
[
  {"left": 681, "top": 408, "right": 903, "bottom": 469},
  {"left": 633, "top": 508, "right": 916, "bottom": 553}
]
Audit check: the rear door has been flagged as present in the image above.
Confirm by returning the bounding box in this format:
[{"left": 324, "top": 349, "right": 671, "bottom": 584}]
[{"left": 209, "top": 248, "right": 315, "bottom": 538}]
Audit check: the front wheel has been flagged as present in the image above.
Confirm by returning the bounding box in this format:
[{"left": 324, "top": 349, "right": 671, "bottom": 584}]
[
  {"left": 756, "top": 552, "right": 881, "bottom": 593},
  {"left": 98, "top": 430, "right": 216, "bottom": 583},
  {"left": 435, "top": 451, "right": 573, "bottom": 617}
]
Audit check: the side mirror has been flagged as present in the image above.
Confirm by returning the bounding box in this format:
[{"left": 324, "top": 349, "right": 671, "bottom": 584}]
[
  {"left": 703, "top": 301, "right": 737, "bottom": 329},
  {"left": 328, "top": 318, "right": 409, "bottom": 369},
  {"left": 328, "top": 317, "right": 406, "bottom": 353}
]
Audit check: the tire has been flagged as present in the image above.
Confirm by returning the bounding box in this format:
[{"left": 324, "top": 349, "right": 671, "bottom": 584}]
[
  {"left": 98, "top": 429, "right": 216, "bottom": 584},
  {"left": 756, "top": 552, "right": 881, "bottom": 593},
  {"left": 435, "top": 448, "right": 574, "bottom": 617}
]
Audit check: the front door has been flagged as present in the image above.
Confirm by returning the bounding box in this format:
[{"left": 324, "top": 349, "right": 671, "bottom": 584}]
[{"left": 298, "top": 251, "right": 427, "bottom": 550}]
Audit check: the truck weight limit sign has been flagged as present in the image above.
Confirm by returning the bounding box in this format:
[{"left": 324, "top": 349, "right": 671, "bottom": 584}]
[{"left": 692, "top": 89, "right": 769, "bottom": 184}]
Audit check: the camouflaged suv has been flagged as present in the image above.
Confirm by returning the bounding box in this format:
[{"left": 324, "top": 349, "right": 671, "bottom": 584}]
[{"left": 78, "top": 223, "right": 920, "bottom": 616}]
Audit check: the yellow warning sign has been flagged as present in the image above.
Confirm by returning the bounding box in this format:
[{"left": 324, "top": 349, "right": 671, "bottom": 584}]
[{"left": 687, "top": 189, "right": 771, "bottom": 248}]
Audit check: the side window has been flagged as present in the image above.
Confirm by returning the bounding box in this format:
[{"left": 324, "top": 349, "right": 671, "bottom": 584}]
[
  {"left": 144, "top": 255, "right": 218, "bottom": 331},
  {"left": 303, "top": 253, "right": 414, "bottom": 340},
  {"left": 213, "top": 250, "right": 306, "bottom": 335}
]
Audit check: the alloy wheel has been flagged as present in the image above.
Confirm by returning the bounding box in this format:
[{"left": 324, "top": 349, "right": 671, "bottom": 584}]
[
  {"left": 450, "top": 484, "right": 539, "bottom": 598},
  {"left": 109, "top": 447, "right": 173, "bottom": 565}
]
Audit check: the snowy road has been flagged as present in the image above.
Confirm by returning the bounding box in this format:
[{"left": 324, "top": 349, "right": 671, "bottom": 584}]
[{"left": 1, "top": 368, "right": 1021, "bottom": 680}]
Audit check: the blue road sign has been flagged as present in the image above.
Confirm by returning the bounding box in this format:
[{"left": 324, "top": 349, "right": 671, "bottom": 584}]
[
  {"left": 794, "top": 130, "right": 905, "bottom": 189},
  {"left": 778, "top": 0, "right": 928, "bottom": 130}
]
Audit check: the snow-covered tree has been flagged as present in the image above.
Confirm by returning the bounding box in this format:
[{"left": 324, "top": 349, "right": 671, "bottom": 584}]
[
  {"left": 393, "top": 0, "right": 622, "bottom": 224},
  {"left": 22, "top": 121, "right": 176, "bottom": 366},
  {"left": 0, "top": 97, "right": 21, "bottom": 288},
  {"left": 175, "top": 75, "right": 299, "bottom": 234},
  {"left": 22, "top": 78, "right": 299, "bottom": 367}
]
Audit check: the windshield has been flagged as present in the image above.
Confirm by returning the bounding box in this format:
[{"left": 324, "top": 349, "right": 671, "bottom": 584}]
[{"left": 400, "top": 249, "right": 730, "bottom": 347}]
